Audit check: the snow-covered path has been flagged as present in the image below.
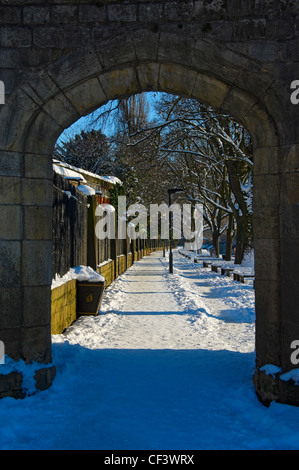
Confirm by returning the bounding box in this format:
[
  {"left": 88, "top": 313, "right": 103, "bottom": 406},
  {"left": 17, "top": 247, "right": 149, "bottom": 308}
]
[
  {"left": 63, "top": 251, "right": 254, "bottom": 353},
  {"left": 1, "top": 250, "right": 299, "bottom": 450}
]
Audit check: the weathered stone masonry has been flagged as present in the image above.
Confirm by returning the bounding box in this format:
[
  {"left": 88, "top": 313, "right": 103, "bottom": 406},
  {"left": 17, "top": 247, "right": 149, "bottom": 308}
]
[{"left": 0, "top": 0, "right": 299, "bottom": 405}]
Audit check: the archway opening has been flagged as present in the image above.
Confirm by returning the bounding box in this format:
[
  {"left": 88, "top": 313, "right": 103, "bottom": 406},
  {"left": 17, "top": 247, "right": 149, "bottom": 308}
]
[
  {"left": 0, "top": 57, "right": 283, "bottom": 405},
  {"left": 50, "top": 90, "right": 255, "bottom": 354}
]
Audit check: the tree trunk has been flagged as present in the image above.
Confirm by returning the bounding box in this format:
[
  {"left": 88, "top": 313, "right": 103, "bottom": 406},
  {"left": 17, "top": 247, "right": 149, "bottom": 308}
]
[
  {"left": 212, "top": 231, "right": 220, "bottom": 257},
  {"left": 234, "top": 212, "right": 253, "bottom": 265},
  {"left": 226, "top": 160, "right": 253, "bottom": 264},
  {"left": 225, "top": 213, "right": 234, "bottom": 261}
]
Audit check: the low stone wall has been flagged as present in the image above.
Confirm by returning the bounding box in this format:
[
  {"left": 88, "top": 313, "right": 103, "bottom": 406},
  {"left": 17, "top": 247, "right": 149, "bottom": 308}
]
[
  {"left": 117, "top": 254, "right": 126, "bottom": 276},
  {"left": 97, "top": 251, "right": 139, "bottom": 285},
  {"left": 51, "top": 248, "right": 163, "bottom": 335},
  {"left": 134, "top": 250, "right": 143, "bottom": 262},
  {"left": 97, "top": 259, "right": 115, "bottom": 287},
  {"left": 51, "top": 279, "right": 77, "bottom": 334},
  {"left": 127, "top": 252, "right": 133, "bottom": 268}
]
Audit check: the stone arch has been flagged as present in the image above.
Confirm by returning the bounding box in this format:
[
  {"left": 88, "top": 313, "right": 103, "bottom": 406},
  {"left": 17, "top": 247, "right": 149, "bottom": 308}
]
[
  {"left": 0, "top": 9, "right": 298, "bottom": 405},
  {"left": 24, "top": 64, "right": 279, "bottom": 152}
]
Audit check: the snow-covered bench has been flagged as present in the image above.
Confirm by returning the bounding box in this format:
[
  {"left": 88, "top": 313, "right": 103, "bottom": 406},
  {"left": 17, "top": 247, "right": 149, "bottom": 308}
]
[
  {"left": 203, "top": 260, "right": 213, "bottom": 268},
  {"left": 178, "top": 249, "right": 221, "bottom": 267},
  {"left": 178, "top": 250, "right": 195, "bottom": 259},
  {"left": 210, "top": 260, "right": 228, "bottom": 272},
  {"left": 219, "top": 261, "right": 236, "bottom": 276},
  {"left": 233, "top": 267, "right": 255, "bottom": 283},
  {"left": 200, "top": 256, "right": 223, "bottom": 267},
  {"left": 221, "top": 266, "right": 235, "bottom": 276},
  {"left": 209, "top": 259, "right": 254, "bottom": 283}
]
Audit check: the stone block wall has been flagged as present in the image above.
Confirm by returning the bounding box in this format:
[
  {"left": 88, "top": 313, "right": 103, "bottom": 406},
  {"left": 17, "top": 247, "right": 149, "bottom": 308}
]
[{"left": 2, "top": 0, "right": 299, "bottom": 405}]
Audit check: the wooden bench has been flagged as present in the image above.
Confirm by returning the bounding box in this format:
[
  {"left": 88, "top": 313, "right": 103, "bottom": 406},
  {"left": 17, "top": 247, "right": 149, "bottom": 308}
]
[
  {"left": 211, "top": 263, "right": 221, "bottom": 272},
  {"left": 221, "top": 267, "right": 235, "bottom": 276},
  {"left": 203, "top": 260, "right": 212, "bottom": 268},
  {"left": 211, "top": 260, "right": 229, "bottom": 273},
  {"left": 240, "top": 274, "right": 255, "bottom": 284},
  {"left": 194, "top": 256, "right": 218, "bottom": 262},
  {"left": 178, "top": 250, "right": 194, "bottom": 260},
  {"left": 233, "top": 270, "right": 255, "bottom": 284}
]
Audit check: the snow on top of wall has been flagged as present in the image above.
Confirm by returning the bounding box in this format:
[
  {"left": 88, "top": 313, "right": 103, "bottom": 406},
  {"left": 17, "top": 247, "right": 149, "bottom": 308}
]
[
  {"left": 53, "top": 163, "right": 87, "bottom": 183},
  {"left": 53, "top": 159, "right": 122, "bottom": 186},
  {"left": 97, "top": 258, "right": 112, "bottom": 268},
  {"left": 52, "top": 265, "right": 105, "bottom": 289},
  {"left": 77, "top": 184, "right": 96, "bottom": 196},
  {"left": 99, "top": 175, "right": 122, "bottom": 185}
]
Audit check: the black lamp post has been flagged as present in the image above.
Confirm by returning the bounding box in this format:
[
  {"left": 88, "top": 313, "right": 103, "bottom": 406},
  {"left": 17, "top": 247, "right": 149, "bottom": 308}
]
[{"left": 168, "top": 188, "right": 184, "bottom": 273}]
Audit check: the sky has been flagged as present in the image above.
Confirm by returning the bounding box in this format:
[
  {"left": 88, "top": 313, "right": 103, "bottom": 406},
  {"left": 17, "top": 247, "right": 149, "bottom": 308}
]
[{"left": 57, "top": 91, "right": 161, "bottom": 146}]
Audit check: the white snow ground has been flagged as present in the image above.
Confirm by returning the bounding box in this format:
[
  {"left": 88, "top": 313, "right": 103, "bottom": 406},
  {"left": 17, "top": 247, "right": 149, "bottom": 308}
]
[{"left": 1, "top": 250, "right": 299, "bottom": 450}]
